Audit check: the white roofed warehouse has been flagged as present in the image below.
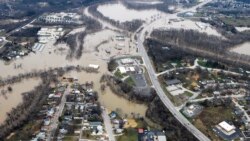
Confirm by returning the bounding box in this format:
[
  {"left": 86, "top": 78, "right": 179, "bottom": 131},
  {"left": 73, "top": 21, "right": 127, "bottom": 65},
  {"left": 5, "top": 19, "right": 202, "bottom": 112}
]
[{"left": 213, "top": 121, "right": 240, "bottom": 140}]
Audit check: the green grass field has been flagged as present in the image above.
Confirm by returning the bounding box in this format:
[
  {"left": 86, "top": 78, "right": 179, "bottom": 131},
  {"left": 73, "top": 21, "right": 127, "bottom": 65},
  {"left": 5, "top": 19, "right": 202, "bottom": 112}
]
[
  {"left": 193, "top": 106, "right": 234, "bottom": 140},
  {"left": 220, "top": 17, "right": 250, "bottom": 27},
  {"left": 116, "top": 128, "right": 138, "bottom": 141},
  {"left": 125, "top": 76, "right": 135, "bottom": 86},
  {"left": 114, "top": 70, "right": 127, "bottom": 79},
  {"left": 184, "top": 91, "right": 194, "bottom": 97}
]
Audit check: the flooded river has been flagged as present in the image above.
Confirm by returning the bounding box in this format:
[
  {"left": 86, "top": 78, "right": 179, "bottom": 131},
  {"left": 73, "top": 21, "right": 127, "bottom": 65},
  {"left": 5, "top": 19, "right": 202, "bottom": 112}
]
[
  {"left": 0, "top": 78, "right": 41, "bottom": 124},
  {"left": 97, "top": 3, "right": 163, "bottom": 22},
  {"left": 64, "top": 69, "right": 147, "bottom": 117},
  {"left": 0, "top": 29, "right": 145, "bottom": 123}
]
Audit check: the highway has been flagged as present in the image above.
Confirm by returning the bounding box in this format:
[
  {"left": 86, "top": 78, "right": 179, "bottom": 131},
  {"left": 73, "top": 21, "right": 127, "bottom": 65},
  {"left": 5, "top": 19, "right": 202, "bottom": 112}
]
[
  {"left": 135, "top": 1, "right": 215, "bottom": 140},
  {"left": 137, "top": 33, "right": 210, "bottom": 141},
  {"left": 86, "top": 0, "right": 213, "bottom": 140}
]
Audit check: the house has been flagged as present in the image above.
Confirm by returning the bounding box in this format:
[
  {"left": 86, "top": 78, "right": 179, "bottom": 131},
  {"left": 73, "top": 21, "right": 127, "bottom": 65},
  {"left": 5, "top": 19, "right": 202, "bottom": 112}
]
[
  {"left": 115, "top": 128, "right": 123, "bottom": 134},
  {"left": 44, "top": 118, "right": 51, "bottom": 126},
  {"left": 112, "top": 119, "right": 119, "bottom": 124},
  {"left": 54, "top": 93, "right": 62, "bottom": 98},
  {"left": 165, "top": 79, "right": 181, "bottom": 86},
  {"left": 72, "top": 89, "right": 80, "bottom": 94},
  {"left": 138, "top": 129, "right": 167, "bottom": 141},
  {"left": 213, "top": 91, "right": 220, "bottom": 96},
  {"left": 48, "top": 93, "right": 55, "bottom": 99},
  {"left": 242, "top": 130, "right": 250, "bottom": 140},
  {"left": 31, "top": 132, "right": 46, "bottom": 141},
  {"left": 182, "top": 104, "right": 203, "bottom": 118},
  {"left": 89, "top": 122, "right": 103, "bottom": 135},
  {"left": 109, "top": 111, "right": 117, "bottom": 119},
  {"left": 0, "top": 37, "right": 4, "bottom": 43},
  {"left": 47, "top": 108, "right": 55, "bottom": 117},
  {"left": 60, "top": 128, "right": 68, "bottom": 134},
  {"left": 245, "top": 96, "right": 250, "bottom": 101},
  {"left": 234, "top": 107, "right": 244, "bottom": 116},
  {"left": 241, "top": 116, "right": 249, "bottom": 126},
  {"left": 90, "top": 122, "right": 102, "bottom": 129}
]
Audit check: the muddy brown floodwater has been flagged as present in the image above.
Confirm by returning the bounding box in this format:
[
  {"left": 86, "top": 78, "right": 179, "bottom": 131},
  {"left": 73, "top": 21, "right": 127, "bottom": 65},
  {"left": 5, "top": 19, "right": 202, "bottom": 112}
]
[
  {"left": 0, "top": 78, "right": 41, "bottom": 124},
  {"left": 0, "top": 28, "right": 145, "bottom": 123},
  {"left": 231, "top": 42, "right": 250, "bottom": 56},
  {"left": 97, "top": 3, "right": 163, "bottom": 22},
  {"left": 65, "top": 69, "right": 147, "bottom": 118}
]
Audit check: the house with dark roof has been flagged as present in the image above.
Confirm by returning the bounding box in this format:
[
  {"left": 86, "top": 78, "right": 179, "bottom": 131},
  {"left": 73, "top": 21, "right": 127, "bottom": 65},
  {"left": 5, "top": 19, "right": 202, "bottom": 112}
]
[
  {"left": 165, "top": 79, "right": 181, "bottom": 86},
  {"left": 138, "top": 129, "right": 167, "bottom": 141}
]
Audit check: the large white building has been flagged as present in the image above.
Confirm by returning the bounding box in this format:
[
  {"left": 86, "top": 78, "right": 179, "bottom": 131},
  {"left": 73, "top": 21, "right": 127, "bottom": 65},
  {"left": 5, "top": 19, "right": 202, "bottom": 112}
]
[
  {"left": 37, "top": 27, "right": 64, "bottom": 43},
  {"left": 39, "top": 12, "right": 82, "bottom": 24},
  {"left": 118, "top": 66, "right": 135, "bottom": 74},
  {"left": 120, "top": 58, "right": 134, "bottom": 64},
  {"left": 216, "top": 121, "right": 236, "bottom": 135}
]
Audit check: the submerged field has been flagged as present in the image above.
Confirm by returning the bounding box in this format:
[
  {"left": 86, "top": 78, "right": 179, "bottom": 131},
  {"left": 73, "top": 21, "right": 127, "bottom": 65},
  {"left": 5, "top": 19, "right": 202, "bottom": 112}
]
[{"left": 97, "top": 3, "right": 163, "bottom": 22}]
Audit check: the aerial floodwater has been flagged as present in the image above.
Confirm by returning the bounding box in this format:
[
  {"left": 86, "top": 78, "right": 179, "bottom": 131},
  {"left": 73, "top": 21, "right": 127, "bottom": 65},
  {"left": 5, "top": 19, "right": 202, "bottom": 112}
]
[
  {"left": 0, "top": 28, "right": 146, "bottom": 124},
  {"left": 97, "top": 3, "right": 162, "bottom": 22},
  {"left": 2, "top": 0, "right": 250, "bottom": 140},
  {"left": 133, "top": 0, "right": 164, "bottom": 5},
  {"left": 0, "top": 78, "right": 40, "bottom": 124},
  {"left": 64, "top": 69, "right": 147, "bottom": 117},
  {"left": 231, "top": 42, "right": 250, "bottom": 56}
]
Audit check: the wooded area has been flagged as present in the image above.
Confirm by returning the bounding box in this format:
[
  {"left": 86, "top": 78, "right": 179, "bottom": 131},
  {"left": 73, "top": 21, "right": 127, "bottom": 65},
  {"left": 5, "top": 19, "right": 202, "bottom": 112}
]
[{"left": 149, "top": 29, "right": 250, "bottom": 69}]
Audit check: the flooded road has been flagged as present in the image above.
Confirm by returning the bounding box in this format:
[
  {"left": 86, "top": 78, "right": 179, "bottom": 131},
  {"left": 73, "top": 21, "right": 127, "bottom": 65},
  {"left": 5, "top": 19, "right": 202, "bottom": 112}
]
[
  {"left": 0, "top": 28, "right": 144, "bottom": 123},
  {"left": 0, "top": 78, "right": 41, "bottom": 124},
  {"left": 64, "top": 68, "right": 147, "bottom": 117}
]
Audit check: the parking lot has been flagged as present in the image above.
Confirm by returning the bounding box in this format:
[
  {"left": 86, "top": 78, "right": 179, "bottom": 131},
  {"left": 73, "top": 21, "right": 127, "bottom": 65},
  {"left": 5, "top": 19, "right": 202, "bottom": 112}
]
[{"left": 131, "top": 74, "right": 147, "bottom": 87}]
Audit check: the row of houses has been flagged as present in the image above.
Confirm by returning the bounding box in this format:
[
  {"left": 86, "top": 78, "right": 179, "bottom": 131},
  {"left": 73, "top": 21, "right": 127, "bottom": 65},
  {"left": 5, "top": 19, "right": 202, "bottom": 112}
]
[
  {"left": 31, "top": 83, "right": 67, "bottom": 141},
  {"left": 57, "top": 81, "right": 108, "bottom": 141}
]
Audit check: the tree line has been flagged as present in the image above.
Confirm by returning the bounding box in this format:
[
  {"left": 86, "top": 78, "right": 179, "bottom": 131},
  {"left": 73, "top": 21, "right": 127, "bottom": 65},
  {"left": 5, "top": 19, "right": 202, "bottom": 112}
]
[
  {"left": 146, "top": 97, "right": 199, "bottom": 141},
  {"left": 150, "top": 29, "right": 250, "bottom": 70},
  {"left": 0, "top": 72, "right": 57, "bottom": 139},
  {"left": 121, "top": 0, "right": 176, "bottom": 13},
  {"left": 100, "top": 74, "right": 156, "bottom": 103},
  {"left": 0, "top": 65, "right": 100, "bottom": 139},
  {"left": 0, "top": 65, "right": 98, "bottom": 88},
  {"left": 55, "top": 14, "right": 102, "bottom": 59}
]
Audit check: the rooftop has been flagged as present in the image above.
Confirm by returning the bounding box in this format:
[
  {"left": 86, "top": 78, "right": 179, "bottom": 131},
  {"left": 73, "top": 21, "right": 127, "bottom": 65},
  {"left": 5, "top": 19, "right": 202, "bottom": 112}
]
[
  {"left": 219, "top": 121, "right": 235, "bottom": 132},
  {"left": 166, "top": 79, "right": 181, "bottom": 86}
]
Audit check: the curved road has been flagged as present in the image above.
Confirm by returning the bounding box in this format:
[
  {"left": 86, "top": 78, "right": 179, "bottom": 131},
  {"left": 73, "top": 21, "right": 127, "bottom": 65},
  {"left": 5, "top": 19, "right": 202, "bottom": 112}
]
[
  {"left": 136, "top": 1, "right": 212, "bottom": 141},
  {"left": 86, "top": 1, "right": 213, "bottom": 140},
  {"left": 137, "top": 33, "right": 210, "bottom": 141}
]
